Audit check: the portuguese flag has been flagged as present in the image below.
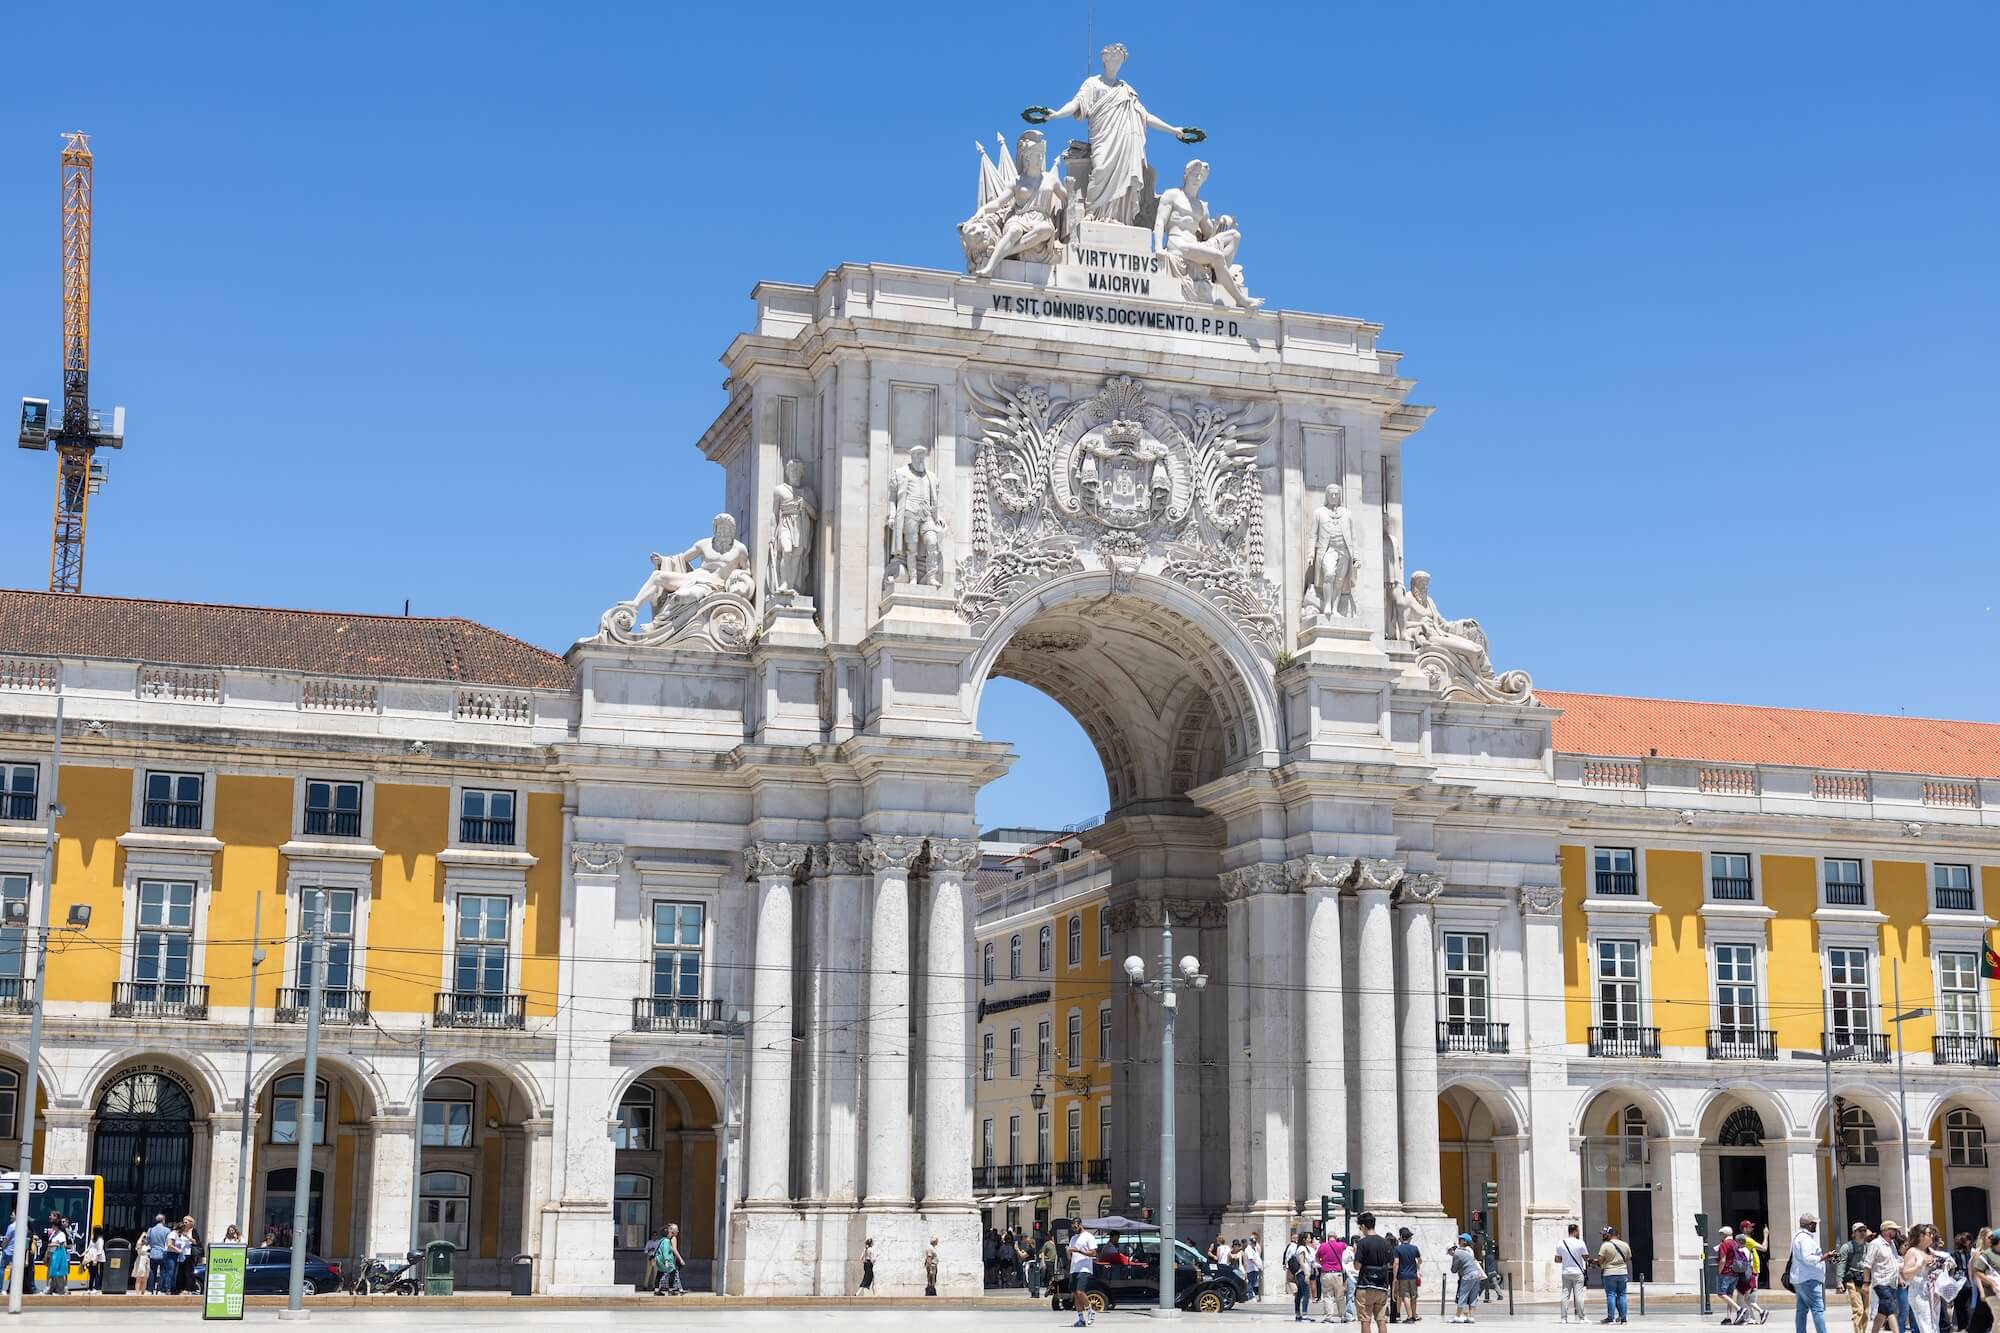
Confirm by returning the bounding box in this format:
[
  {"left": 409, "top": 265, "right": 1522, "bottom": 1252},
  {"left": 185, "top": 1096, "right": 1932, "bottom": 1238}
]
[{"left": 1982, "top": 941, "right": 2000, "bottom": 981}]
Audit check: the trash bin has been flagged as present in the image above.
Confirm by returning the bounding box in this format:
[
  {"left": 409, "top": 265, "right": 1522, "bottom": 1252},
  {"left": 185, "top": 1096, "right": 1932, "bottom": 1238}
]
[
  {"left": 510, "top": 1254, "right": 533, "bottom": 1296},
  {"left": 423, "top": 1239, "right": 456, "bottom": 1296},
  {"left": 102, "top": 1239, "right": 132, "bottom": 1295}
]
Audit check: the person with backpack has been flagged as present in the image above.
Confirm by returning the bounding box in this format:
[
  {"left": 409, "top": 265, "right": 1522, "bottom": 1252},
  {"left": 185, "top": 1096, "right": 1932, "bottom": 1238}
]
[
  {"left": 1447, "top": 1234, "right": 1487, "bottom": 1324},
  {"left": 1720, "top": 1228, "right": 1748, "bottom": 1323},
  {"left": 1289, "top": 1230, "right": 1316, "bottom": 1322},
  {"left": 1835, "top": 1224, "right": 1876, "bottom": 1333},
  {"left": 1595, "top": 1224, "right": 1633, "bottom": 1324},
  {"left": 1354, "top": 1214, "right": 1396, "bottom": 1333},
  {"left": 654, "top": 1223, "right": 684, "bottom": 1294}
]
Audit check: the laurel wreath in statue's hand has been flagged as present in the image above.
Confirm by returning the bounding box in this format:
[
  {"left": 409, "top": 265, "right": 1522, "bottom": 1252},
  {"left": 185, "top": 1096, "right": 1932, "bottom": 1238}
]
[
  {"left": 1178, "top": 126, "right": 1207, "bottom": 144},
  {"left": 1021, "top": 106, "right": 1053, "bottom": 125}
]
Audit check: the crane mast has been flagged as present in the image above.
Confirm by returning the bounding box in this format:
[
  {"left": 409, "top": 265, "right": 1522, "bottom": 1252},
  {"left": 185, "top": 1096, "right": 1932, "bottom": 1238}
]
[{"left": 16, "top": 132, "right": 124, "bottom": 594}]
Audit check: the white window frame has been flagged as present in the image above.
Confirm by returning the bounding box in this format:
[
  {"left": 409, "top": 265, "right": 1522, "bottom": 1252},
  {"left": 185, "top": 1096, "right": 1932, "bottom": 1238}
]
[
  {"left": 0, "top": 873, "right": 28, "bottom": 984},
  {"left": 1589, "top": 932, "right": 1647, "bottom": 1033},
  {"left": 1588, "top": 845, "right": 1642, "bottom": 900},
  {"left": 117, "top": 842, "right": 216, "bottom": 991},
  {"left": 417, "top": 1169, "right": 471, "bottom": 1250},
  {"left": 1936, "top": 948, "right": 1982, "bottom": 1038},
  {"left": 447, "top": 779, "right": 527, "bottom": 851},
  {"left": 1932, "top": 862, "right": 1977, "bottom": 915},
  {"left": 981, "top": 1031, "right": 994, "bottom": 1081},
  {"left": 0, "top": 762, "right": 39, "bottom": 824},
  {"left": 436, "top": 872, "right": 526, "bottom": 994},
  {"left": 285, "top": 863, "right": 373, "bottom": 995},
  {"left": 291, "top": 774, "right": 373, "bottom": 843},
  {"left": 1443, "top": 930, "right": 1492, "bottom": 1026},
  {"left": 450, "top": 891, "right": 515, "bottom": 998},
  {"left": 615, "top": 1084, "right": 654, "bottom": 1151},
  {"left": 1067, "top": 914, "right": 1081, "bottom": 967},
  {"left": 1008, "top": 1025, "right": 1021, "bottom": 1078},
  {"left": 421, "top": 1075, "right": 477, "bottom": 1148},
  {"left": 1098, "top": 1002, "right": 1111, "bottom": 1062},
  {"left": 1708, "top": 850, "right": 1757, "bottom": 903},
  {"left": 1037, "top": 1018, "right": 1052, "bottom": 1074},
  {"left": 982, "top": 941, "right": 995, "bottom": 986},
  {"left": 0, "top": 1069, "right": 16, "bottom": 1140},
  {"left": 1066, "top": 1008, "right": 1082, "bottom": 1068},
  {"left": 612, "top": 1173, "right": 651, "bottom": 1251},
  {"left": 1036, "top": 1109, "right": 1051, "bottom": 1164},
  {"left": 981, "top": 1117, "right": 994, "bottom": 1167},
  {"left": 1007, "top": 1113, "right": 1020, "bottom": 1164},
  {"left": 269, "top": 1074, "right": 330, "bottom": 1147},
  {"left": 1824, "top": 944, "right": 1878, "bottom": 1039},
  {"left": 130, "top": 766, "right": 217, "bottom": 836},
  {"left": 1009, "top": 934, "right": 1021, "bottom": 979},
  {"left": 295, "top": 885, "right": 361, "bottom": 1003},
  {"left": 1098, "top": 1100, "right": 1111, "bottom": 1162},
  {"left": 1709, "top": 938, "right": 1763, "bottom": 1035},
  {"left": 649, "top": 899, "right": 707, "bottom": 1013},
  {"left": 1066, "top": 1102, "right": 1083, "bottom": 1162},
  {"left": 1819, "top": 855, "right": 1871, "bottom": 910},
  {"left": 1038, "top": 924, "right": 1052, "bottom": 973},
  {"left": 130, "top": 877, "right": 200, "bottom": 997},
  {"left": 1098, "top": 910, "right": 1110, "bottom": 959}
]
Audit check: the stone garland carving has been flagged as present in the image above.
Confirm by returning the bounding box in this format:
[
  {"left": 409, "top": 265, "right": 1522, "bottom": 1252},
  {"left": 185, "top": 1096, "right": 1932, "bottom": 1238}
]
[
  {"left": 745, "top": 841, "right": 813, "bottom": 880},
  {"left": 925, "top": 837, "right": 983, "bottom": 875},
  {"left": 593, "top": 513, "right": 757, "bottom": 652},
  {"left": 1387, "top": 569, "right": 1534, "bottom": 706},
  {"left": 884, "top": 445, "right": 949, "bottom": 590},
  {"left": 1106, "top": 898, "right": 1226, "bottom": 931},
  {"left": 1301, "top": 484, "right": 1358, "bottom": 624},
  {"left": 1218, "top": 863, "right": 1291, "bottom": 901},
  {"left": 859, "top": 833, "right": 926, "bottom": 874},
  {"left": 569, "top": 842, "right": 625, "bottom": 875},
  {"left": 960, "top": 373, "right": 1277, "bottom": 651},
  {"left": 1518, "top": 883, "right": 1563, "bottom": 916},
  {"left": 1354, "top": 858, "right": 1407, "bottom": 894},
  {"left": 1401, "top": 872, "right": 1446, "bottom": 904},
  {"left": 767, "top": 458, "right": 818, "bottom": 601},
  {"left": 1285, "top": 855, "right": 1359, "bottom": 892}
]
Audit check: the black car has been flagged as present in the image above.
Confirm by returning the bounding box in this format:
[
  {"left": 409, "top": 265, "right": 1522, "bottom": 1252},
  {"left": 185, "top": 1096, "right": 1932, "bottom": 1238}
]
[
  {"left": 192, "top": 1247, "right": 343, "bottom": 1296},
  {"left": 1050, "top": 1232, "right": 1247, "bottom": 1313}
]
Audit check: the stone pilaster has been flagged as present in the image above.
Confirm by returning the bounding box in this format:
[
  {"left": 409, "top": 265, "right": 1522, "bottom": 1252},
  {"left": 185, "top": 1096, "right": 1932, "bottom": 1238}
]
[
  {"left": 860, "top": 834, "right": 922, "bottom": 1207},
  {"left": 1290, "top": 855, "right": 1354, "bottom": 1225},
  {"left": 744, "top": 840, "right": 809, "bottom": 1204},
  {"left": 1397, "top": 872, "right": 1445, "bottom": 1216},
  {"left": 366, "top": 1113, "right": 415, "bottom": 1260},
  {"left": 1354, "top": 858, "right": 1404, "bottom": 1213}
]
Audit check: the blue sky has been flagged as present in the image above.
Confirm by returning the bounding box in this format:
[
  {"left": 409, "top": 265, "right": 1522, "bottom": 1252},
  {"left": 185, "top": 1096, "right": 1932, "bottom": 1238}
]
[{"left": 1, "top": 3, "right": 1993, "bottom": 832}]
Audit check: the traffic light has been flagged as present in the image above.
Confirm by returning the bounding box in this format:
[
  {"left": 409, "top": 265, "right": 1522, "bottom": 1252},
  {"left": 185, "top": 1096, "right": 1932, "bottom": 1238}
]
[
  {"left": 1328, "top": 1171, "right": 1352, "bottom": 1211},
  {"left": 1483, "top": 1181, "right": 1499, "bottom": 1211},
  {"left": 1127, "top": 1180, "right": 1148, "bottom": 1215},
  {"left": 1695, "top": 1212, "right": 1711, "bottom": 1242},
  {"left": 1320, "top": 1195, "right": 1333, "bottom": 1230}
]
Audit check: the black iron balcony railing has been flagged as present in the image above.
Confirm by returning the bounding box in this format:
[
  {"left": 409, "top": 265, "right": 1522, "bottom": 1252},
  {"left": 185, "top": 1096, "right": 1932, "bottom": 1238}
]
[
  {"left": 1826, "top": 1031, "right": 1891, "bottom": 1063},
  {"left": 1588, "top": 1024, "right": 1661, "bottom": 1058},
  {"left": 274, "top": 986, "right": 370, "bottom": 1025},
  {"left": 1437, "top": 1019, "right": 1510, "bottom": 1054},
  {"left": 0, "top": 792, "right": 36, "bottom": 822},
  {"left": 1709, "top": 877, "right": 1754, "bottom": 901},
  {"left": 1024, "top": 1162, "right": 1050, "bottom": 1188},
  {"left": 302, "top": 808, "right": 362, "bottom": 838},
  {"left": 1934, "top": 1034, "right": 2000, "bottom": 1067},
  {"left": 459, "top": 816, "right": 515, "bottom": 846},
  {"left": 1824, "top": 880, "right": 1867, "bottom": 907},
  {"left": 112, "top": 981, "right": 209, "bottom": 1020},
  {"left": 1706, "top": 1027, "right": 1776, "bottom": 1061},
  {"left": 434, "top": 990, "right": 526, "bottom": 1030},
  {"left": 1086, "top": 1157, "right": 1110, "bottom": 1185},
  {"left": 973, "top": 1165, "right": 995, "bottom": 1191},
  {"left": 1593, "top": 870, "right": 1638, "bottom": 896},
  {"left": 0, "top": 977, "right": 34, "bottom": 1014},
  {"left": 1935, "top": 885, "right": 1977, "bottom": 913},
  {"left": 1054, "top": 1160, "right": 1082, "bottom": 1186},
  {"left": 141, "top": 799, "right": 202, "bottom": 830},
  {"left": 993, "top": 1164, "right": 1023, "bottom": 1189},
  {"left": 631, "top": 996, "right": 723, "bottom": 1033}
]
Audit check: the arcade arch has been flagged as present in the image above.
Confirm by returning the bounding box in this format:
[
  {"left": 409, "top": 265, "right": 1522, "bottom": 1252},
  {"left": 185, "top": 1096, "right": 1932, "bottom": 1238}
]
[
  {"left": 609, "top": 1066, "right": 721, "bottom": 1288},
  {"left": 248, "top": 1054, "right": 380, "bottom": 1260}
]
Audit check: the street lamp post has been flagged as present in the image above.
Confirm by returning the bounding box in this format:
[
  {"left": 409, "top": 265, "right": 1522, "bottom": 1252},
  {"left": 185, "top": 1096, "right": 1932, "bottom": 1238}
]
[
  {"left": 1124, "top": 922, "right": 1206, "bottom": 1316},
  {"left": 1888, "top": 963, "right": 1930, "bottom": 1229},
  {"left": 235, "top": 894, "right": 267, "bottom": 1236},
  {"left": 283, "top": 888, "right": 328, "bottom": 1318},
  {"left": 714, "top": 1010, "right": 749, "bottom": 1296}
]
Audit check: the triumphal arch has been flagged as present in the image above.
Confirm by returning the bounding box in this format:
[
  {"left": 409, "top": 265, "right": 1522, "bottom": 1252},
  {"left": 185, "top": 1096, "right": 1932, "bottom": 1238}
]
[{"left": 556, "top": 47, "right": 1565, "bottom": 1294}]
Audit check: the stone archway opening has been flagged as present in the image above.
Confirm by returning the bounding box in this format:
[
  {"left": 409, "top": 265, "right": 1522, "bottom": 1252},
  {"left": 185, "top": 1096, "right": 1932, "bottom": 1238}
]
[
  {"left": 248, "top": 1056, "right": 379, "bottom": 1264},
  {"left": 417, "top": 1061, "right": 539, "bottom": 1289},
  {"left": 610, "top": 1066, "right": 721, "bottom": 1291}
]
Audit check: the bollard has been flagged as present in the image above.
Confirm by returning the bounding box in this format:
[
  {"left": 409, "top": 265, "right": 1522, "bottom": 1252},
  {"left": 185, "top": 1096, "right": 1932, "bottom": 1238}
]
[
  {"left": 1638, "top": 1277, "right": 1645, "bottom": 1317},
  {"left": 1506, "top": 1270, "right": 1514, "bottom": 1317}
]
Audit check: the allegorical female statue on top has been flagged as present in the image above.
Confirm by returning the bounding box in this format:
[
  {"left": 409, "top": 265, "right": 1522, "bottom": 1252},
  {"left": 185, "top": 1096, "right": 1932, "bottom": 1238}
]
[{"left": 1030, "top": 42, "right": 1200, "bottom": 225}]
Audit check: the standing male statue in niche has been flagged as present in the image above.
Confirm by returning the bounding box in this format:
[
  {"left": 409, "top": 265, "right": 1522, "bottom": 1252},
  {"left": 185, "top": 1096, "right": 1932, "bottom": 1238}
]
[
  {"left": 886, "top": 444, "right": 945, "bottom": 588},
  {"left": 1026, "top": 42, "right": 1202, "bottom": 226},
  {"left": 769, "top": 456, "right": 818, "bottom": 598},
  {"left": 1303, "top": 483, "right": 1358, "bottom": 620}
]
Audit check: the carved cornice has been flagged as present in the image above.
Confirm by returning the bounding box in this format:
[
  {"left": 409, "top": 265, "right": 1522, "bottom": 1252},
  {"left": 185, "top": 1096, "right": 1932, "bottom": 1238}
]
[
  {"left": 1354, "top": 858, "right": 1407, "bottom": 894},
  {"left": 1109, "top": 898, "right": 1226, "bottom": 930},
  {"left": 1519, "top": 883, "right": 1563, "bottom": 916},
  {"left": 926, "top": 837, "right": 983, "bottom": 876},
  {"left": 859, "top": 833, "right": 926, "bottom": 874},
  {"left": 1285, "top": 855, "right": 1358, "bottom": 893},
  {"left": 1401, "top": 872, "right": 1446, "bottom": 904},
  {"left": 1219, "top": 863, "right": 1292, "bottom": 901},
  {"left": 570, "top": 842, "right": 625, "bottom": 875},
  {"left": 745, "top": 840, "right": 812, "bottom": 880}
]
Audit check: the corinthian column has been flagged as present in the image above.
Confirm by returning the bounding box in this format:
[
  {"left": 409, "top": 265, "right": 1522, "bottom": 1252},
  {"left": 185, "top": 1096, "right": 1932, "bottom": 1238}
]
[
  {"left": 1397, "top": 872, "right": 1445, "bottom": 1215},
  {"left": 744, "top": 840, "right": 809, "bottom": 1203},
  {"left": 922, "top": 837, "right": 982, "bottom": 1209},
  {"left": 860, "top": 834, "right": 924, "bottom": 1206},
  {"left": 1289, "top": 855, "right": 1356, "bottom": 1211},
  {"left": 1355, "top": 858, "right": 1404, "bottom": 1212}
]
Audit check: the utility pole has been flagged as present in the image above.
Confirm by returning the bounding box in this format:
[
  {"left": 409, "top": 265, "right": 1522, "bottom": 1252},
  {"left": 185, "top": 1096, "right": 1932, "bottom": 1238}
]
[
  {"left": 6, "top": 699, "right": 63, "bottom": 1318},
  {"left": 715, "top": 1011, "right": 747, "bottom": 1295},
  {"left": 1823, "top": 996, "right": 1843, "bottom": 1241},
  {"left": 1888, "top": 963, "right": 1930, "bottom": 1230},
  {"left": 407, "top": 1020, "right": 426, "bottom": 1255},
  {"left": 236, "top": 894, "right": 266, "bottom": 1235},
  {"left": 1123, "top": 925, "right": 1206, "bottom": 1315},
  {"left": 284, "top": 888, "right": 327, "bottom": 1318}
]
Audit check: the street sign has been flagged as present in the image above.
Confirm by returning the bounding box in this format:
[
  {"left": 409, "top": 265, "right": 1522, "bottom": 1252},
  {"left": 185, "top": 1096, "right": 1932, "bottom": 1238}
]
[{"left": 202, "top": 1244, "right": 246, "bottom": 1321}]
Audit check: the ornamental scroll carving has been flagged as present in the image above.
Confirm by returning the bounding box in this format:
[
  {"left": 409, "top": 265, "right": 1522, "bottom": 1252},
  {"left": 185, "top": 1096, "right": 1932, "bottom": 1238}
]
[
  {"left": 817, "top": 842, "right": 864, "bottom": 876},
  {"left": 1401, "top": 872, "right": 1446, "bottom": 904},
  {"left": 1218, "top": 863, "right": 1291, "bottom": 901},
  {"left": 1285, "top": 855, "right": 1359, "bottom": 892},
  {"left": 746, "top": 841, "right": 813, "bottom": 880},
  {"left": 570, "top": 842, "right": 625, "bottom": 875},
  {"left": 925, "top": 837, "right": 983, "bottom": 876},
  {"left": 1519, "top": 883, "right": 1563, "bottom": 916},
  {"left": 859, "top": 834, "right": 926, "bottom": 874},
  {"left": 961, "top": 373, "right": 1277, "bottom": 652},
  {"left": 1354, "top": 858, "right": 1407, "bottom": 894}
]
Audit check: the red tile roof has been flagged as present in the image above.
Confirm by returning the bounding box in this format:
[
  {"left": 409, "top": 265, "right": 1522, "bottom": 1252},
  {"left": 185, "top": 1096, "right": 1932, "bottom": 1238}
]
[
  {"left": 1543, "top": 690, "right": 2000, "bottom": 781},
  {"left": 0, "top": 589, "right": 572, "bottom": 690}
]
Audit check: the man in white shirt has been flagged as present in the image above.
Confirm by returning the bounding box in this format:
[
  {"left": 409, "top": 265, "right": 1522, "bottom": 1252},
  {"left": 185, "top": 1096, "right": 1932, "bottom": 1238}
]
[
  {"left": 1245, "top": 1234, "right": 1264, "bottom": 1301},
  {"left": 1068, "top": 1220, "right": 1099, "bottom": 1327},
  {"left": 1792, "top": 1213, "right": 1833, "bottom": 1333},
  {"left": 1866, "top": 1224, "right": 1905, "bottom": 1333},
  {"left": 1555, "top": 1222, "right": 1590, "bottom": 1323}
]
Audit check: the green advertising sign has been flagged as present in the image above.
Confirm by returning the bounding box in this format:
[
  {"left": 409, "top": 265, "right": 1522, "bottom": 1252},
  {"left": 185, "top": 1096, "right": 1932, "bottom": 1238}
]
[{"left": 202, "top": 1244, "right": 247, "bottom": 1321}]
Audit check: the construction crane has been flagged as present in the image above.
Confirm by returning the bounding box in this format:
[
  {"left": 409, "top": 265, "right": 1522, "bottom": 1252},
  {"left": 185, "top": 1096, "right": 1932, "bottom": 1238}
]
[{"left": 17, "top": 132, "right": 125, "bottom": 593}]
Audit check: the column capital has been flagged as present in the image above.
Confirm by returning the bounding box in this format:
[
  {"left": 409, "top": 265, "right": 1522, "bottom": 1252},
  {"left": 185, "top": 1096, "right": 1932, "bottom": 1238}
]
[
  {"left": 570, "top": 841, "right": 625, "bottom": 875},
  {"left": 1355, "top": 857, "right": 1406, "bottom": 894},
  {"left": 859, "top": 833, "right": 925, "bottom": 873},
  {"left": 1400, "top": 872, "right": 1446, "bottom": 904},
  {"left": 926, "top": 837, "right": 981, "bottom": 876},
  {"left": 369, "top": 1113, "right": 417, "bottom": 1135},
  {"left": 1285, "top": 855, "right": 1357, "bottom": 892},
  {"left": 42, "top": 1106, "right": 94, "bottom": 1131},
  {"left": 818, "top": 841, "right": 866, "bottom": 876},
  {"left": 1518, "top": 883, "right": 1563, "bottom": 916},
  {"left": 746, "top": 840, "right": 813, "bottom": 879},
  {"left": 1220, "top": 863, "right": 1291, "bottom": 901}
]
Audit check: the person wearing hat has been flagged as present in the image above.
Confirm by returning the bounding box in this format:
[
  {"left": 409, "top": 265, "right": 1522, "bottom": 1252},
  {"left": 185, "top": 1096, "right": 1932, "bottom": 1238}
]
[
  {"left": 1791, "top": 1212, "right": 1837, "bottom": 1333},
  {"left": 1595, "top": 1224, "right": 1633, "bottom": 1324},
  {"left": 1393, "top": 1227, "right": 1423, "bottom": 1323},
  {"left": 1718, "top": 1227, "right": 1745, "bottom": 1323},
  {"left": 1867, "top": 1223, "right": 1907, "bottom": 1333},
  {"left": 1835, "top": 1223, "right": 1876, "bottom": 1333},
  {"left": 1447, "top": 1234, "right": 1487, "bottom": 1324}
]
